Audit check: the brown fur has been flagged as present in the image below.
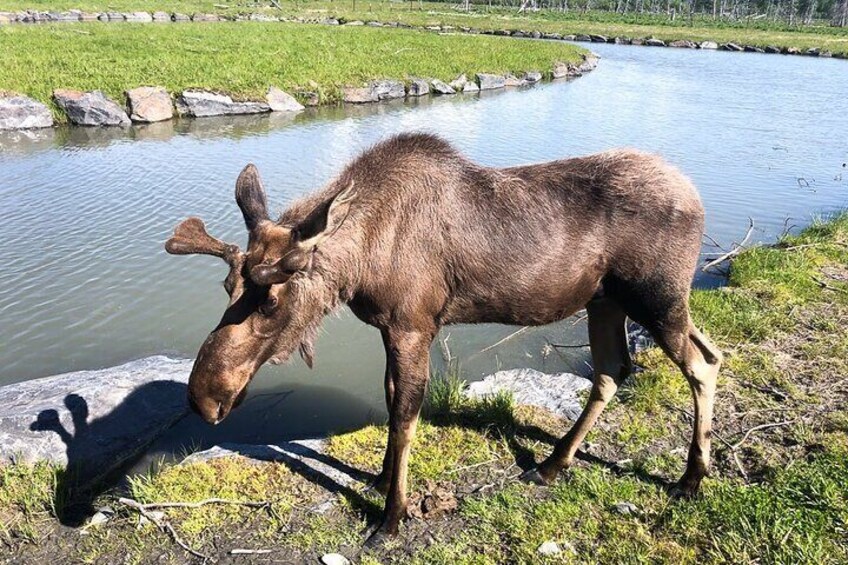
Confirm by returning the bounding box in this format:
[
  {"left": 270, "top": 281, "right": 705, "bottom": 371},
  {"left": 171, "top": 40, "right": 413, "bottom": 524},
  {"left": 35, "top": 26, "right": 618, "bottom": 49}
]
[{"left": 166, "top": 132, "right": 723, "bottom": 542}]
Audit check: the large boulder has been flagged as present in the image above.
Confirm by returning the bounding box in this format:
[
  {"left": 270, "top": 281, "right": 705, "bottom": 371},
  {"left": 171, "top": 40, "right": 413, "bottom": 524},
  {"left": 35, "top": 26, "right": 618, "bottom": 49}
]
[
  {"left": 53, "top": 89, "right": 131, "bottom": 127},
  {"left": 645, "top": 38, "right": 666, "bottom": 47},
  {"left": 342, "top": 85, "right": 378, "bottom": 104},
  {"left": 124, "top": 11, "right": 152, "bottom": 22},
  {"left": 372, "top": 79, "right": 406, "bottom": 100},
  {"left": 467, "top": 369, "right": 591, "bottom": 421},
  {"left": 175, "top": 90, "right": 270, "bottom": 117},
  {"left": 700, "top": 40, "right": 719, "bottom": 50},
  {"left": 0, "top": 94, "right": 53, "bottom": 130},
  {"left": 407, "top": 77, "right": 430, "bottom": 97},
  {"left": 0, "top": 356, "right": 191, "bottom": 482},
  {"left": 266, "top": 86, "right": 305, "bottom": 112},
  {"left": 125, "top": 86, "right": 173, "bottom": 123},
  {"left": 430, "top": 79, "right": 456, "bottom": 95},
  {"left": 476, "top": 73, "right": 506, "bottom": 90}
]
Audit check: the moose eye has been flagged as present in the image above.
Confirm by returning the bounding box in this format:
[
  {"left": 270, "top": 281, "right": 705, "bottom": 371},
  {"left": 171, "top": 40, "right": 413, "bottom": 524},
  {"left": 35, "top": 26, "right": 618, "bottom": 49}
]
[{"left": 258, "top": 295, "right": 278, "bottom": 317}]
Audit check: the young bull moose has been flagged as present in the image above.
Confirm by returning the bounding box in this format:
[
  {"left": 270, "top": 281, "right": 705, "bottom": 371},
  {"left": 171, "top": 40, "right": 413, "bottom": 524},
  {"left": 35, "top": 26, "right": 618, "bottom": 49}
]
[{"left": 165, "top": 133, "right": 722, "bottom": 544}]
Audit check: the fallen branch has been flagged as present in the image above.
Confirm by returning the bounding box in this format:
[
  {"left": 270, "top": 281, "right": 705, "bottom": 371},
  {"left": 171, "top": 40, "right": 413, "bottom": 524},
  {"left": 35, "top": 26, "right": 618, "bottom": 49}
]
[
  {"left": 812, "top": 276, "right": 848, "bottom": 294},
  {"left": 732, "top": 420, "right": 796, "bottom": 450},
  {"left": 548, "top": 342, "right": 591, "bottom": 349},
  {"left": 125, "top": 498, "right": 270, "bottom": 511},
  {"left": 230, "top": 549, "right": 273, "bottom": 555},
  {"left": 702, "top": 218, "right": 755, "bottom": 273},
  {"left": 479, "top": 326, "right": 528, "bottom": 354},
  {"left": 118, "top": 497, "right": 209, "bottom": 560}
]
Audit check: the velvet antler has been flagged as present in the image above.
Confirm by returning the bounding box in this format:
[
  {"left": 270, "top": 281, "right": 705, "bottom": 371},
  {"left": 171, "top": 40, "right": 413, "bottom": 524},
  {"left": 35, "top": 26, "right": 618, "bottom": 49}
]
[{"left": 165, "top": 217, "right": 241, "bottom": 264}]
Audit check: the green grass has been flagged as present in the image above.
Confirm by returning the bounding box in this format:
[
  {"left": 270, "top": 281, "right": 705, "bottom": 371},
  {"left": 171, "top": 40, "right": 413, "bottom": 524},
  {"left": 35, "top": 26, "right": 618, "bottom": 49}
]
[
  {"left": 3, "top": 0, "right": 846, "bottom": 55},
  {"left": 0, "top": 20, "right": 586, "bottom": 119},
  {"left": 0, "top": 461, "right": 62, "bottom": 544}
]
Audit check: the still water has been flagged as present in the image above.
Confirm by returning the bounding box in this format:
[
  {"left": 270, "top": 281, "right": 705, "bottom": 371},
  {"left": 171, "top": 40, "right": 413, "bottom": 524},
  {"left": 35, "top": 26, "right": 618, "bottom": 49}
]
[{"left": 1, "top": 43, "right": 845, "bottom": 453}]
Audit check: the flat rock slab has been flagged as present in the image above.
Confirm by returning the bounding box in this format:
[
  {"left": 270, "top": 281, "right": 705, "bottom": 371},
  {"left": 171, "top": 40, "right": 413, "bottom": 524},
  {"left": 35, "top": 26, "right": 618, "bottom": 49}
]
[
  {"left": 0, "top": 356, "right": 191, "bottom": 482},
  {"left": 0, "top": 95, "right": 53, "bottom": 130},
  {"left": 176, "top": 90, "right": 270, "bottom": 117},
  {"left": 476, "top": 73, "right": 506, "bottom": 90},
  {"left": 126, "top": 86, "right": 173, "bottom": 123},
  {"left": 53, "top": 89, "right": 130, "bottom": 127},
  {"left": 467, "top": 368, "right": 592, "bottom": 421}
]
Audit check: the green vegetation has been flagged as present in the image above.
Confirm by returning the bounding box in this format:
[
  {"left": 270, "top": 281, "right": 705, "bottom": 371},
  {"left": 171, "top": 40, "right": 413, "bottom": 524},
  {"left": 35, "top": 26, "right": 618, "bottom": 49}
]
[
  {"left": 0, "top": 20, "right": 586, "bottom": 119},
  {"left": 2, "top": 0, "right": 847, "bottom": 55},
  {"left": 2, "top": 213, "right": 847, "bottom": 562}
]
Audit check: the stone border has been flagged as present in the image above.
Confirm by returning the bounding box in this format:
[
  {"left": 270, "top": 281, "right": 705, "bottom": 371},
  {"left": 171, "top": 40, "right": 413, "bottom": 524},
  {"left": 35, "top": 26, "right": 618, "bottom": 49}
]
[
  {"left": 0, "top": 55, "right": 598, "bottom": 130},
  {"left": 1, "top": 8, "right": 844, "bottom": 59}
]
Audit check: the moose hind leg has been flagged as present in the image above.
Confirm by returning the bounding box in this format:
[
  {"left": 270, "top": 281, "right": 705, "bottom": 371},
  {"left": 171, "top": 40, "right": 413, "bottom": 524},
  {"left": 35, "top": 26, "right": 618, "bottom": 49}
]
[
  {"left": 529, "top": 298, "right": 632, "bottom": 484},
  {"left": 651, "top": 315, "right": 723, "bottom": 497}
]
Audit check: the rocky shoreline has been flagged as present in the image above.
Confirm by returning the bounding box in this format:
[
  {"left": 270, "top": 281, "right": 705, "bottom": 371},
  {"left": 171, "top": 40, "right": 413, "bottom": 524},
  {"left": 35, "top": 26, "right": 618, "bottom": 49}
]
[{"left": 0, "top": 54, "right": 598, "bottom": 131}]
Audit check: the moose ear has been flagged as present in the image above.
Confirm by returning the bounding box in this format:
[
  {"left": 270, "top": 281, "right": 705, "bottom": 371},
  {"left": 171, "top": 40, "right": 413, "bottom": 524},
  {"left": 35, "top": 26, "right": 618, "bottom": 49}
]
[
  {"left": 297, "top": 181, "right": 357, "bottom": 249},
  {"left": 235, "top": 164, "right": 269, "bottom": 231}
]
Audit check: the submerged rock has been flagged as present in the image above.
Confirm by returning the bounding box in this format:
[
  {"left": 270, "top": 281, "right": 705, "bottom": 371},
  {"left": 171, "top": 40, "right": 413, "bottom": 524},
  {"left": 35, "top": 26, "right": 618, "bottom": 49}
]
[
  {"left": 175, "top": 90, "right": 270, "bottom": 117},
  {"left": 0, "top": 94, "right": 53, "bottom": 130},
  {"left": 0, "top": 356, "right": 191, "bottom": 482},
  {"left": 53, "top": 89, "right": 131, "bottom": 127},
  {"left": 125, "top": 86, "right": 173, "bottom": 123},
  {"left": 467, "top": 368, "right": 591, "bottom": 420}
]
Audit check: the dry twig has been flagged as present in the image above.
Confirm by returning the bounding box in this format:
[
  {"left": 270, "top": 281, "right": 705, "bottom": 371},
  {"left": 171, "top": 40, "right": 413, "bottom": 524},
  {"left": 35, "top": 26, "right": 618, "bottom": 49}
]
[{"left": 702, "top": 218, "right": 755, "bottom": 273}]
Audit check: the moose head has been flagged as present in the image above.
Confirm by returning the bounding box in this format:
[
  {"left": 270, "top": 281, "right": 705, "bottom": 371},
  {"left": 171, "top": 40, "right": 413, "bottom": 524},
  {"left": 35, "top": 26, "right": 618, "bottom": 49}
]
[{"left": 166, "top": 165, "right": 356, "bottom": 424}]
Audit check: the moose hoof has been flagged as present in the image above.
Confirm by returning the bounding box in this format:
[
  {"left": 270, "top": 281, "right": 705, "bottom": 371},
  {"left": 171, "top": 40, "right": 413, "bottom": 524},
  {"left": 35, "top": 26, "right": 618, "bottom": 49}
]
[
  {"left": 519, "top": 467, "right": 552, "bottom": 486},
  {"left": 363, "top": 525, "right": 395, "bottom": 549},
  {"left": 364, "top": 475, "right": 391, "bottom": 497},
  {"left": 670, "top": 476, "right": 702, "bottom": 499}
]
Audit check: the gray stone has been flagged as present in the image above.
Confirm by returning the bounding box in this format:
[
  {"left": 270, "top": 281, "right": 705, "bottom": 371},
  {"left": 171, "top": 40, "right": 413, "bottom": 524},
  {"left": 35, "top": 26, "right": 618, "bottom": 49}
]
[
  {"left": 613, "top": 37, "right": 630, "bottom": 44},
  {"left": 700, "top": 40, "right": 718, "bottom": 49},
  {"left": 321, "top": 554, "right": 351, "bottom": 565},
  {"left": 722, "top": 42, "right": 743, "bottom": 51},
  {"left": 530, "top": 31, "right": 542, "bottom": 39},
  {"left": 266, "top": 86, "right": 304, "bottom": 112},
  {"left": 172, "top": 12, "right": 190, "bottom": 22},
  {"left": 407, "top": 77, "right": 430, "bottom": 97},
  {"left": 631, "top": 38, "right": 645, "bottom": 46},
  {"left": 537, "top": 541, "right": 561, "bottom": 556},
  {"left": 430, "top": 79, "right": 455, "bottom": 95},
  {"left": 765, "top": 45, "right": 781, "bottom": 54},
  {"left": 449, "top": 74, "right": 468, "bottom": 91},
  {"left": 669, "top": 39, "right": 696, "bottom": 48},
  {"left": 192, "top": 13, "right": 221, "bottom": 22},
  {"left": 344, "top": 20, "right": 364, "bottom": 25},
  {"left": 80, "top": 12, "right": 98, "bottom": 21},
  {"left": 806, "top": 47, "right": 821, "bottom": 56},
  {"left": 820, "top": 50, "right": 833, "bottom": 58},
  {"left": 0, "top": 95, "right": 53, "bottom": 130},
  {"left": 53, "top": 89, "right": 131, "bottom": 127},
  {"left": 322, "top": 18, "right": 339, "bottom": 25},
  {"left": 175, "top": 90, "right": 270, "bottom": 117},
  {"left": 0, "top": 12, "right": 13, "bottom": 24},
  {"left": 744, "top": 45, "right": 765, "bottom": 53},
  {"left": 613, "top": 501, "right": 639, "bottom": 516},
  {"left": 543, "top": 33, "right": 562, "bottom": 40},
  {"left": 152, "top": 11, "right": 170, "bottom": 22},
  {"left": 590, "top": 34, "right": 608, "bottom": 43},
  {"left": 575, "top": 34, "right": 591, "bottom": 42},
  {"left": 645, "top": 38, "right": 666, "bottom": 47},
  {"left": 124, "top": 11, "right": 152, "bottom": 22},
  {"left": 297, "top": 90, "right": 320, "bottom": 106},
  {"left": 463, "top": 81, "right": 480, "bottom": 93},
  {"left": 106, "top": 12, "right": 125, "bottom": 21},
  {"left": 0, "top": 356, "right": 191, "bottom": 482},
  {"left": 476, "top": 73, "right": 506, "bottom": 90},
  {"left": 466, "top": 368, "right": 591, "bottom": 420},
  {"left": 523, "top": 70, "right": 543, "bottom": 83},
  {"left": 126, "top": 86, "right": 173, "bottom": 123},
  {"left": 249, "top": 13, "right": 278, "bottom": 21},
  {"left": 372, "top": 79, "right": 405, "bottom": 100},
  {"left": 578, "top": 53, "right": 599, "bottom": 73},
  {"left": 342, "top": 85, "right": 377, "bottom": 104},
  {"left": 504, "top": 74, "right": 525, "bottom": 87},
  {"left": 785, "top": 46, "right": 801, "bottom": 55}
]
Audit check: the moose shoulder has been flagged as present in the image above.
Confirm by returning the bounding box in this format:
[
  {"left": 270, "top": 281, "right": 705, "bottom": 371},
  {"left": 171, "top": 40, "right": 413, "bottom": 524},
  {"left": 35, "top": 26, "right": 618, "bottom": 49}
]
[{"left": 165, "top": 132, "right": 722, "bottom": 544}]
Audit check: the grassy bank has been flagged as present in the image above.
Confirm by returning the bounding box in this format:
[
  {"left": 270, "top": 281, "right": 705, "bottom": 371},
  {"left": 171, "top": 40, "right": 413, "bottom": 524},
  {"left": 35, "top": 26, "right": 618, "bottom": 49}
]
[
  {"left": 2, "top": 0, "right": 847, "bottom": 56},
  {"left": 0, "top": 21, "right": 586, "bottom": 118},
  {"left": 2, "top": 213, "right": 847, "bottom": 563}
]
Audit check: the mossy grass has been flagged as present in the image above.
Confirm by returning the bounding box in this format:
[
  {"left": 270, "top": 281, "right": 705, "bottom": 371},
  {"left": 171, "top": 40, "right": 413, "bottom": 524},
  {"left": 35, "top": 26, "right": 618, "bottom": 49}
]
[
  {"left": 0, "top": 21, "right": 587, "bottom": 121},
  {"left": 2, "top": 213, "right": 847, "bottom": 562}
]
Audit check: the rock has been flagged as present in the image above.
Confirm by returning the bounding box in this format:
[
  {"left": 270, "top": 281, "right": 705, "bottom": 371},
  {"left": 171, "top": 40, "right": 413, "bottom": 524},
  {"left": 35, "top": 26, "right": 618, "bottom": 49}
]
[
  {"left": 765, "top": 45, "right": 781, "bottom": 54},
  {"left": 590, "top": 34, "right": 608, "bottom": 43},
  {"left": 53, "top": 89, "right": 131, "bottom": 127},
  {"left": 700, "top": 40, "right": 718, "bottom": 49},
  {"left": 372, "top": 79, "right": 405, "bottom": 100},
  {"left": 744, "top": 45, "right": 765, "bottom": 53},
  {"left": 125, "top": 86, "right": 173, "bottom": 123},
  {"left": 785, "top": 46, "right": 801, "bottom": 55},
  {"left": 722, "top": 42, "right": 743, "bottom": 51},
  {"left": 552, "top": 62, "right": 574, "bottom": 79},
  {"left": 0, "top": 95, "right": 53, "bottom": 130},
  {"left": 266, "top": 86, "right": 304, "bottom": 112},
  {"left": 523, "top": 71, "right": 543, "bottom": 83},
  {"left": 191, "top": 13, "right": 221, "bottom": 22},
  {"left": 476, "top": 73, "right": 505, "bottom": 90},
  {"left": 124, "top": 11, "right": 152, "bottom": 22},
  {"left": 344, "top": 20, "right": 364, "bottom": 25},
  {"left": 530, "top": 31, "right": 542, "bottom": 39},
  {"left": 467, "top": 368, "right": 591, "bottom": 420},
  {"left": 669, "top": 39, "right": 696, "bottom": 48},
  {"left": 342, "top": 86, "right": 377, "bottom": 104},
  {"left": 806, "top": 47, "right": 821, "bottom": 56},
  {"left": 430, "top": 79, "right": 455, "bottom": 95},
  {"left": 106, "top": 12, "right": 124, "bottom": 21},
  {"left": 175, "top": 90, "right": 270, "bottom": 117},
  {"left": 172, "top": 13, "right": 190, "bottom": 22},
  {"left": 575, "top": 34, "right": 591, "bottom": 42},
  {"left": 369, "top": 21, "right": 386, "bottom": 27},
  {"left": 86, "top": 511, "right": 110, "bottom": 528},
  {"left": 537, "top": 541, "right": 561, "bottom": 556},
  {"left": 578, "top": 53, "right": 599, "bottom": 73},
  {"left": 645, "top": 38, "right": 666, "bottom": 47},
  {"left": 297, "top": 90, "right": 320, "bottom": 106},
  {"left": 613, "top": 37, "right": 630, "bottom": 44},
  {"left": 613, "top": 501, "right": 638, "bottom": 516},
  {"left": 249, "top": 13, "right": 277, "bottom": 21},
  {"left": 0, "top": 12, "right": 13, "bottom": 24},
  {"left": 152, "top": 11, "right": 170, "bottom": 22},
  {"left": 631, "top": 38, "right": 645, "bottom": 46},
  {"left": 562, "top": 34, "right": 576, "bottom": 41},
  {"left": 320, "top": 554, "right": 350, "bottom": 565},
  {"left": 449, "top": 74, "right": 468, "bottom": 91},
  {"left": 504, "top": 74, "right": 525, "bottom": 87},
  {"left": 543, "top": 33, "right": 562, "bottom": 40},
  {"left": 407, "top": 77, "right": 430, "bottom": 97},
  {"left": 0, "top": 356, "right": 191, "bottom": 482},
  {"left": 463, "top": 81, "right": 480, "bottom": 93},
  {"left": 820, "top": 50, "right": 833, "bottom": 58}
]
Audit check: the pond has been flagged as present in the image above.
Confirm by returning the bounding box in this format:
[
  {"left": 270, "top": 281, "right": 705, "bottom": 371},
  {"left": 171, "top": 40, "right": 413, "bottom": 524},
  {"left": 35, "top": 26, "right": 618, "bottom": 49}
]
[{"left": 0, "top": 43, "right": 845, "bottom": 462}]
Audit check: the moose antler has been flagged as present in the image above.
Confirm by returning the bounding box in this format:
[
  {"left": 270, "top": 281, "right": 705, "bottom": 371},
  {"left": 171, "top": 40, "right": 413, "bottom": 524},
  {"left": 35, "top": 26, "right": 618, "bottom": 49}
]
[{"left": 165, "top": 217, "right": 241, "bottom": 264}]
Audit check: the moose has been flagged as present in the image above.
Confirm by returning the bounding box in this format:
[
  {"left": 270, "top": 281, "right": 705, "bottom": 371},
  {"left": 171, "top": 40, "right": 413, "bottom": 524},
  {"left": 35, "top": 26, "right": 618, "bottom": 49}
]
[{"left": 165, "top": 132, "right": 722, "bottom": 544}]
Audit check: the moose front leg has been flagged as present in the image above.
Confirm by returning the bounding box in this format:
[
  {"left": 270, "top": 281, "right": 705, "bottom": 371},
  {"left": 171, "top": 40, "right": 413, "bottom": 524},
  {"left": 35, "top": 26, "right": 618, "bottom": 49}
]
[
  {"left": 366, "top": 327, "right": 433, "bottom": 546},
  {"left": 370, "top": 329, "right": 398, "bottom": 496}
]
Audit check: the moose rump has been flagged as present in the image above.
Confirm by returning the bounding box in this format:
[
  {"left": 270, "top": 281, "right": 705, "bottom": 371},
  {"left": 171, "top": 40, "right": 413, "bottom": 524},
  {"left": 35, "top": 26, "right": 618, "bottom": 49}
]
[{"left": 165, "top": 133, "right": 722, "bottom": 545}]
